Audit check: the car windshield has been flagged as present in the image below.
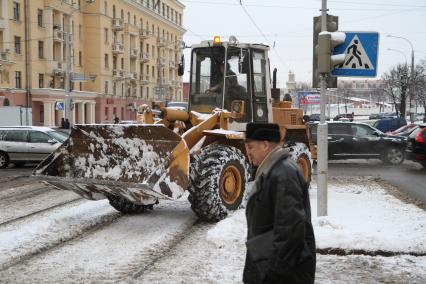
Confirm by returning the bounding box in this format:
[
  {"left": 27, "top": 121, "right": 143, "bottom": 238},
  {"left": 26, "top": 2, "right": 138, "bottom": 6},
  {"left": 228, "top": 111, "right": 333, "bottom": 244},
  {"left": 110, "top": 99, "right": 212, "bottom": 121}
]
[{"left": 47, "top": 131, "right": 68, "bottom": 143}]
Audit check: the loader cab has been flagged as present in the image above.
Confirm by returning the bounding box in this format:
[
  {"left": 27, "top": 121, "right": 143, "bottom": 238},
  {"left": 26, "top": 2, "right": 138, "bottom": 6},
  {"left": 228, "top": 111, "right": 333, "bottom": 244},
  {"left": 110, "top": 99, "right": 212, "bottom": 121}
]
[{"left": 189, "top": 40, "right": 271, "bottom": 130}]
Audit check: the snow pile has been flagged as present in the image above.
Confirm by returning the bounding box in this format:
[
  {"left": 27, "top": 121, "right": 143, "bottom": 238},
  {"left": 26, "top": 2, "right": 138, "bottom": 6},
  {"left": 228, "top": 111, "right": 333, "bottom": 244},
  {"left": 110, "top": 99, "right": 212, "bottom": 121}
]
[{"left": 207, "top": 178, "right": 426, "bottom": 254}]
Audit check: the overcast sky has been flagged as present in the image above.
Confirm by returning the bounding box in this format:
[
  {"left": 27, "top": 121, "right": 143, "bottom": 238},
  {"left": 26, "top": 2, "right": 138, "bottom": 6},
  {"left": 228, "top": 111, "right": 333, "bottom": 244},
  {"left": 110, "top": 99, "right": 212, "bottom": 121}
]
[{"left": 179, "top": 0, "right": 426, "bottom": 87}]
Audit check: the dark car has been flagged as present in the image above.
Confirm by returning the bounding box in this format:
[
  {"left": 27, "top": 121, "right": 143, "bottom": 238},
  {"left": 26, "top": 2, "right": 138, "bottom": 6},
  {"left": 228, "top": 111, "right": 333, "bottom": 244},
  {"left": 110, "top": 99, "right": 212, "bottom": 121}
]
[
  {"left": 405, "top": 124, "right": 426, "bottom": 168},
  {"left": 309, "top": 122, "right": 406, "bottom": 165},
  {"left": 307, "top": 113, "right": 330, "bottom": 122},
  {"left": 333, "top": 113, "right": 354, "bottom": 122},
  {"left": 372, "top": 117, "right": 407, "bottom": 133}
]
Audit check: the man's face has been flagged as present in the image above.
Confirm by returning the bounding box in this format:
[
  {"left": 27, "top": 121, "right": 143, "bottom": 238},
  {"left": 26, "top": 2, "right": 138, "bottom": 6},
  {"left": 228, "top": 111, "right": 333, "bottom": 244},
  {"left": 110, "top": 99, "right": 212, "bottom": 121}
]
[{"left": 244, "top": 140, "right": 270, "bottom": 167}]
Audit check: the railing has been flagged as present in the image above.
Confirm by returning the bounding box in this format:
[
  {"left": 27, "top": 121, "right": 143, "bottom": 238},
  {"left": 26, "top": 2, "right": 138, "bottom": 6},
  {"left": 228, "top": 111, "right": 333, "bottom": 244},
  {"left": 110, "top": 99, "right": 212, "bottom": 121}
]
[
  {"left": 169, "top": 61, "right": 175, "bottom": 69},
  {"left": 53, "top": 29, "right": 64, "bottom": 41},
  {"left": 112, "top": 69, "right": 124, "bottom": 79},
  {"left": 140, "top": 74, "right": 150, "bottom": 84},
  {"left": 130, "top": 48, "right": 138, "bottom": 58},
  {"left": 139, "top": 29, "right": 151, "bottom": 39},
  {"left": 140, "top": 52, "right": 150, "bottom": 62},
  {"left": 157, "top": 37, "right": 168, "bottom": 47},
  {"left": 112, "top": 42, "right": 124, "bottom": 53},
  {"left": 112, "top": 18, "right": 124, "bottom": 30},
  {"left": 157, "top": 57, "right": 166, "bottom": 66}
]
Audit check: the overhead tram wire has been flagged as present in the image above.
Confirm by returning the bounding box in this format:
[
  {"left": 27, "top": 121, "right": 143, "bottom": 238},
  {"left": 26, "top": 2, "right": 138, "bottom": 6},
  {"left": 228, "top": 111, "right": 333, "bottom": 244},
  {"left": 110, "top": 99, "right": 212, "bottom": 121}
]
[{"left": 236, "top": 0, "right": 287, "bottom": 69}]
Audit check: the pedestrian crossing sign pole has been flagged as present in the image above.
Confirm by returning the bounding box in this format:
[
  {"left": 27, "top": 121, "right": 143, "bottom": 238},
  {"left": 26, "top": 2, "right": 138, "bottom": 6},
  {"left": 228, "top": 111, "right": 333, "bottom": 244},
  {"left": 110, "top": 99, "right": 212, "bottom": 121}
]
[{"left": 331, "top": 32, "right": 379, "bottom": 77}]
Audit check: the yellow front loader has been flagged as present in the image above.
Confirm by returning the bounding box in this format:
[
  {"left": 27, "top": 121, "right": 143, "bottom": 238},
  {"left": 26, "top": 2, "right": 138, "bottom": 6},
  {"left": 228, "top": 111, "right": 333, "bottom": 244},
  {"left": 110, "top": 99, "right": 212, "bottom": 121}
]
[{"left": 34, "top": 38, "right": 315, "bottom": 221}]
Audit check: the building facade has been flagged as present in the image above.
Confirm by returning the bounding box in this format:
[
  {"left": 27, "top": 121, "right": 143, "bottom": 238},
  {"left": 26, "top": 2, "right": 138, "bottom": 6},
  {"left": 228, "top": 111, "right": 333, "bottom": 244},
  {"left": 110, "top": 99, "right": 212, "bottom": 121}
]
[{"left": 0, "top": 0, "right": 185, "bottom": 125}]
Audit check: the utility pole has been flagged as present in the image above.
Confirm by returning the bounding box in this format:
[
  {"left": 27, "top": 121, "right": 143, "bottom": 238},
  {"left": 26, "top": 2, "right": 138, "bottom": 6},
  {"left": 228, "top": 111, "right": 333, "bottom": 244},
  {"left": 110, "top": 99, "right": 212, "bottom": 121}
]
[
  {"left": 317, "top": 0, "right": 329, "bottom": 217},
  {"left": 64, "top": 31, "right": 73, "bottom": 127}
]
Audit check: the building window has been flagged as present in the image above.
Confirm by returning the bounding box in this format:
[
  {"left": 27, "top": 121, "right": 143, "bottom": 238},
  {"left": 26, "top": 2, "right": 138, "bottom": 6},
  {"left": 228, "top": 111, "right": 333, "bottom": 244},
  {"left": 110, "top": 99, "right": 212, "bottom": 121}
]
[
  {"left": 152, "top": 66, "right": 155, "bottom": 78},
  {"left": 39, "top": 74, "right": 44, "bottom": 88},
  {"left": 15, "top": 71, "right": 22, "bottom": 88},
  {"left": 104, "top": 54, "right": 109, "bottom": 68},
  {"left": 146, "top": 87, "right": 149, "bottom": 98},
  {"left": 121, "top": 58, "right": 124, "bottom": 69},
  {"left": 79, "top": 51, "right": 82, "bottom": 66},
  {"left": 104, "top": 28, "right": 108, "bottom": 43},
  {"left": 79, "top": 25, "right": 82, "bottom": 39},
  {"left": 166, "top": 6, "right": 169, "bottom": 19},
  {"left": 13, "top": 2, "right": 20, "bottom": 21},
  {"left": 79, "top": 82, "right": 82, "bottom": 90},
  {"left": 104, "top": 81, "right": 109, "bottom": 95},
  {"left": 140, "top": 86, "right": 143, "bottom": 98},
  {"left": 113, "top": 82, "right": 117, "bottom": 96},
  {"left": 38, "top": 41, "right": 44, "bottom": 58},
  {"left": 37, "top": 9, "right": 43, "bottom": 27},
  {"left": 105, "top": 107, "right": 109, "bottom": 120},
  {"left": 162, "top": 3, "right": 165, "bottom": 16},
  {"left": 14, "top": 36, "right": 21, "bottom": 54}
]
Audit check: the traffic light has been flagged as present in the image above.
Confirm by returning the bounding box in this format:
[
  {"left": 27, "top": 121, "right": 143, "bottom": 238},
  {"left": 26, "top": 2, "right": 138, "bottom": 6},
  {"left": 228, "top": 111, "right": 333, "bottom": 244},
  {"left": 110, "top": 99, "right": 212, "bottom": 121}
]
[
  {"left": 312, "top": 14, "right": 338, "bottom": 88},
  {"left": 317, "top": 31, "right": 346, "bottom": 73}
]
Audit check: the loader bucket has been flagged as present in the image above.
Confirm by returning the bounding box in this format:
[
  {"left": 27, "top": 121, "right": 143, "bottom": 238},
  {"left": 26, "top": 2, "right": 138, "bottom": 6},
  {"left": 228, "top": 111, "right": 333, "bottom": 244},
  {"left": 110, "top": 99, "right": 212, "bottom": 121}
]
[{"left": 33, "top": 124, "right": 189, "bottom": 204}]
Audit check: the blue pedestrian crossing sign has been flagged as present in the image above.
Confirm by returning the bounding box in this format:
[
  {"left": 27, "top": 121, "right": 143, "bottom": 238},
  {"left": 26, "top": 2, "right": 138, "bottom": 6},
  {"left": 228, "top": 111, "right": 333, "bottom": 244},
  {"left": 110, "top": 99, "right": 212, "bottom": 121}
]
[{"left": 331, "top": 32, "right": 379, "bottom": 77}]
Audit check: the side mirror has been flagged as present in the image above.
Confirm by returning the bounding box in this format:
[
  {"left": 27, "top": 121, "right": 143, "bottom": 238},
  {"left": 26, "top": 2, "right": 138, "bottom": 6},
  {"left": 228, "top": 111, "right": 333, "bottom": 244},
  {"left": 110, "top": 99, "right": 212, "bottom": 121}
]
[
  {"left": 231, "top": 100, "right": 246, "bottom": 119},
  {"left": 177, "top": 54, "right": 185, "bottom": 76},
  {"left": 47, "top": 139, "right": 57, "bottom": 144}
]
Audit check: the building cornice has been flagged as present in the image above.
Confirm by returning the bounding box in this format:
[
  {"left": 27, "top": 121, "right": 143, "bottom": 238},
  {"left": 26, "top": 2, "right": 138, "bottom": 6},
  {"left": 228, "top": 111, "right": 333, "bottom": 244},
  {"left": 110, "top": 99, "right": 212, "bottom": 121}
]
[{"left": 124, "top": 0, "right": 186, "bottom": 33}]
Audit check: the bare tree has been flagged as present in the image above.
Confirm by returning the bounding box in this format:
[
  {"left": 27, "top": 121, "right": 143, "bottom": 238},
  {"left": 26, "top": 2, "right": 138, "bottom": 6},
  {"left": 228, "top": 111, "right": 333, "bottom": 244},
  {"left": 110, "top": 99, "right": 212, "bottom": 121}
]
[
  {"left": 415, "top": 60, "right": 426, "bottom": 122},
  {"left": 382, "top": 64, "right": 410, "bottom": 118}
]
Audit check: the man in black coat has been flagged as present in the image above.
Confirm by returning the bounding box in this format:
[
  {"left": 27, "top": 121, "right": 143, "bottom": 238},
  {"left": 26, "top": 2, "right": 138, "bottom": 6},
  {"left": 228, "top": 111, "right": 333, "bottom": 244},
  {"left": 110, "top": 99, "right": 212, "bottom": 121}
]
[{"left": 243, "top": 122, "right": 316, "bottom": 284}]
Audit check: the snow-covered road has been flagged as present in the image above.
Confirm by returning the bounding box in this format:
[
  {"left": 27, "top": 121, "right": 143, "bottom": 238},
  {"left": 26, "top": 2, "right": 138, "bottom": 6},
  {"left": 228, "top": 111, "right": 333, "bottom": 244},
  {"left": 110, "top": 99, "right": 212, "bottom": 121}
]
[{"left": 0, "top": 177, "right": 425, "bottom": 283}]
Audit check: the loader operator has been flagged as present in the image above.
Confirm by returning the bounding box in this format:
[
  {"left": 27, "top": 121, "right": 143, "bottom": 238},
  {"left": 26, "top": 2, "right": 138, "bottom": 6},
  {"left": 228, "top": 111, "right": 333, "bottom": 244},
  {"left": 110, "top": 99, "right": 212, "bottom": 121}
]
[
  {"left": 207, "top": 61, "right": 249, "bottom": 120},
  {"left": 206, "top": 62, "right": 238, "bottom": 94}
]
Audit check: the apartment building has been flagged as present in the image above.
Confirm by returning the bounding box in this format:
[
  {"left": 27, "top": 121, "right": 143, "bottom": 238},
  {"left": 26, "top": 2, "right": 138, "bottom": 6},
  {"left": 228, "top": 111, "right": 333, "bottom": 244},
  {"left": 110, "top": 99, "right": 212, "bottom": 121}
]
[{"left": 0, "top": 0, "right": 185, "bottom": 125}]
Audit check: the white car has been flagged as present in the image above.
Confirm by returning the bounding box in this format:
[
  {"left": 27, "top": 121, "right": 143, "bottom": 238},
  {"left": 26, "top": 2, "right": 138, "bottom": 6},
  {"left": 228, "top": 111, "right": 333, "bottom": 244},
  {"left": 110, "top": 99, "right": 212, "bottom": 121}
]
[{"left": 0, "top": 126, "right": 68, "bottom": 168}]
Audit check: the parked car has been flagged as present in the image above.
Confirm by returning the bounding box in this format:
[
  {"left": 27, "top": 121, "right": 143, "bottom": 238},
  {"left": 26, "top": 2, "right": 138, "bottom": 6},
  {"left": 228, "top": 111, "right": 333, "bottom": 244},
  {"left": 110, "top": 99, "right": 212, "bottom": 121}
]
[
  {"left": 405, "top": 124, "right": 426, "bottom": 168},
  {"left": 166, "top": 101, "right": 188, "bottom": 111},
  {"left": 307, "top": 113, "right": 330, "bottom": 122},
  {"left": 333, "top": 113, "right": 354, "bottom": 122},
  {"left": 372, "top": 117, "right": 407, "bottom": 133},
  {"left": 0, "top": 126, "right": 67, "bottom": 168},
  {"left": 309, "top": 122, "right": 406, "bottom": 165},
  {"left": 386, "top": 123, "right": 418, "bottom": 137}
]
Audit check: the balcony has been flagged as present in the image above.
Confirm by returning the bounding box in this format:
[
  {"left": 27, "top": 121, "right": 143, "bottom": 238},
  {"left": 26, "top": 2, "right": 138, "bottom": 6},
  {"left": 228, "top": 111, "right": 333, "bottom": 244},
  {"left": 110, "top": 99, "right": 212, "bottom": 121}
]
[
  {"left": 130, "top": 48, "right": 138, "bottom": 59},
  {"left": 139, "top": 29, "right": 151, "bottom": 39},
  {"left": 112, "top": 42, "right": 124, "bottom": 54},
  {"left": 0, "top": 49, "right": 14, "bottom": 65},
  {"left": 112, "top": 18, "right": 124, "bottom": 30},
  {"left": 157, "top": 57, "right": 166, "bottom": 66},
  {"left": 53, "top": 29, "right": 64, "bottom": 42},
  {"left": 139, "top": 52, "right": 150, "bottom": 62},
  {"left": 52, "top": 61, "right": 64, "bottom": 76},
  {"left": 112, "top": 69, "right": 124, "bottom": 80},
  {"left": 169, "top": 61, "right": 176, "bottom": 69},
  {"left": 140, "top": 74, "right": 149, "bottom": 84},
  {"left": 157, "top": 37, "right": 168, "bottom": 47},
  {"left": 127, "top": 72, "right": 138, "bottom": 81}
]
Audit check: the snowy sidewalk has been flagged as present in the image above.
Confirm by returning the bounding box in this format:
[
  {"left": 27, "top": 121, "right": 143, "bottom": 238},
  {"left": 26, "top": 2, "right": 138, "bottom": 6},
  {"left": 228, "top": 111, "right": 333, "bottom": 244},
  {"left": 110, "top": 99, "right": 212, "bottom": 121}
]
[{"left": 140, "top": 177, "right": 426, "bottom": 283}]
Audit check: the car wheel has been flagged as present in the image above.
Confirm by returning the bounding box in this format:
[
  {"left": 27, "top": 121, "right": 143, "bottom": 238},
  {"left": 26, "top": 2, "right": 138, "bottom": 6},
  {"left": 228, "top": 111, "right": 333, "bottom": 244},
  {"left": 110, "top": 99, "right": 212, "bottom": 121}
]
[
  {"left": 0, "top": 152, "right": 9, "bottom": 169},
  {"left": 383, "top": 147, "right": 404, "bottom": 165}
]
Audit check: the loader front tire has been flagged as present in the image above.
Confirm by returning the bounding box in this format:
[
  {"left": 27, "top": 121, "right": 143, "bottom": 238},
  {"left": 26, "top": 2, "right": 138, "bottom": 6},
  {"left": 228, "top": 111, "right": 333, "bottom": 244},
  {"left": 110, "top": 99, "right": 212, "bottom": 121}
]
[
  {"left": 188, "top": 144, "right": 249, "bottom": 222},
  {"left": 107, "top": 194, "right": 153, "bottom": 214},
  {"left": 287, "top": 142, "right": 312, "bottom": 187}
]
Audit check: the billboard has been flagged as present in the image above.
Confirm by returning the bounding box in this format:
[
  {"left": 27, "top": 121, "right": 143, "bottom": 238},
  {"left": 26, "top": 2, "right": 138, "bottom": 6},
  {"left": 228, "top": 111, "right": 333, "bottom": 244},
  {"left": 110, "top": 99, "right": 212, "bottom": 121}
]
[{"left": 297, "top": 91, "right": 321, "bottom": 105}]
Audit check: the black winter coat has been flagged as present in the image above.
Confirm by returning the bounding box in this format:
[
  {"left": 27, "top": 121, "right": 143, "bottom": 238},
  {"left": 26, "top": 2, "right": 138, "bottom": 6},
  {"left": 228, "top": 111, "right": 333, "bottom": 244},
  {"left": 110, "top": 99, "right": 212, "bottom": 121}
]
[{"left": 243, "top": 149, "right": 316, "bottom": 284}]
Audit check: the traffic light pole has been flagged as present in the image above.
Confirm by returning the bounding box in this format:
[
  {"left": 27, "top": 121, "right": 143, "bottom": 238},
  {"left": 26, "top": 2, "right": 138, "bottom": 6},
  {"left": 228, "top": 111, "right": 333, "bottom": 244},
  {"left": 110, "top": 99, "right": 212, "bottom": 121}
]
[
  {"left": 317, "top": 0, "right": 329, "bottom": 216},
  {"left": 64, "top": 31, "right": 72, "bottom": 127}
]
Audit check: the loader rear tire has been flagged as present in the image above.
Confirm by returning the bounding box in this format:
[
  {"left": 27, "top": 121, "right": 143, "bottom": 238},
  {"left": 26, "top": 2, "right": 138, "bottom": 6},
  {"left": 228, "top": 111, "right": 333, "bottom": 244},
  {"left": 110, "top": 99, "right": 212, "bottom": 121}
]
[
  {"left": 107, "top": 194, "right": 153, "bottom": 214},
  {"left": 188, "top": 144, "right": 249, "bottom": 222},
  {"left": 287, "top": 142, "right": 312, "bottom": 187}
]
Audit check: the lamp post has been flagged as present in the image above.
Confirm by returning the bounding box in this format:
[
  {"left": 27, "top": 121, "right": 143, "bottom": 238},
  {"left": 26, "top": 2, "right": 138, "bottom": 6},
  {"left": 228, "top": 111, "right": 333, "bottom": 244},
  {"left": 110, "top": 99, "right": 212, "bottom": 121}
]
[
  {"left": 387, "top": 35, "right": 415, "bottom": 122},
  {"left": 386, "top": 48, "right": 407, "bottom": 65},
  {"left": 64, "top": 0, "right": 96, "bottom": 128}
]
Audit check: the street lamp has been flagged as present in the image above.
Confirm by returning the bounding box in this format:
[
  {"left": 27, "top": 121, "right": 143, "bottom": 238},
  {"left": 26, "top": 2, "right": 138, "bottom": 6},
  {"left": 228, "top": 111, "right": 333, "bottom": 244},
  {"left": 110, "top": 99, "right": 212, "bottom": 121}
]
[
  {"left": 386, "top": 48, "right": 407, "bottom": 65},
  {"left": 64, "top": 1, "right": 96, "bottom": 128},
  {"left": 387, "top": 35, "right": 415, "bottom": 122}
]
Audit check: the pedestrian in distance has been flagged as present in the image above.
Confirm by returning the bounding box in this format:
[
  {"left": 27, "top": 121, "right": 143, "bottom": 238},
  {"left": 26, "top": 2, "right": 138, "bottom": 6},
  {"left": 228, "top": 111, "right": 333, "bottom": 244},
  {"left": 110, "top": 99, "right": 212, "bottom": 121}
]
[
  {"left": 114, "top": 116, "right": 119, "bottom": 124},
  {"left": 60, "top": 118, "right": 65, "bottom": 129},
  {"left": 243, "top": 122, "right": 316, "bottom": 284}
]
